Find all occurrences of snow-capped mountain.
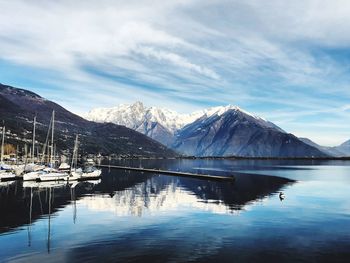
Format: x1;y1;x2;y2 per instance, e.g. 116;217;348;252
86;101;197;134
85;102;269;132
85;102;328;157
85;101;201;145
85;102;282;145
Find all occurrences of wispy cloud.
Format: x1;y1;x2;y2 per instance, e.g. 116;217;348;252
0;0;350;145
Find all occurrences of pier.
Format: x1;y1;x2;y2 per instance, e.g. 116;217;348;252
98;165;234;181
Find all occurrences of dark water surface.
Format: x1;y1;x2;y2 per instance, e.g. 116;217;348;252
1;159;350;262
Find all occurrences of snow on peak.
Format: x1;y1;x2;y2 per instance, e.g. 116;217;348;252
190;104;264;121
84;102;266;134
85;101;189;134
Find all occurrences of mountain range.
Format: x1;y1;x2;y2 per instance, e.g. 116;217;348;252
2;83;347;158
85;102;340;157
0;83;176;157
299;138;350;157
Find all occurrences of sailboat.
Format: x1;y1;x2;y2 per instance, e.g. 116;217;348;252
23;115;50;181
39;110;69;182
24;116;45;173
23;116;46;181
67;134;102;181
0;126;16;181
67;134;81;181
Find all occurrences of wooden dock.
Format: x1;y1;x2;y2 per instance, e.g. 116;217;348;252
98;165;234;181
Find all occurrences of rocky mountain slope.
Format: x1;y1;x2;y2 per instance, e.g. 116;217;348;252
0;83;176;157
335;139;350;156
86;102;328;157
173;108;327;157
299;138;347;157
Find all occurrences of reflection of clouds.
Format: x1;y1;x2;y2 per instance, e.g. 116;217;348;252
285;181;350;215
79;181;240;217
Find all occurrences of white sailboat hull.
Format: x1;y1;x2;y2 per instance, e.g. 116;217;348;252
81;169;102;178
66;171;82;181
24;163;45;172
66;169;102;181
0;171;16;181
0;172;16;181
23;171;42;181
23;181;67;188
39;172;68;181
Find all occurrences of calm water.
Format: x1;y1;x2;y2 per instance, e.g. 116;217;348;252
1;159;350;262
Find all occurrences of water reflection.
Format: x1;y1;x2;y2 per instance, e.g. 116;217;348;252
1;160;350;263
0;168;293;235
81;173;293;217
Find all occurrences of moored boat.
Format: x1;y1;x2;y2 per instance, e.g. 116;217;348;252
66;135;102;181
0;170;16;181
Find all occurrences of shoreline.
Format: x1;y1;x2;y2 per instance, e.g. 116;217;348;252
176;156;350;160
92;156;350;160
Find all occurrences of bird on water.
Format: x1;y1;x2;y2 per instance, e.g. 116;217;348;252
279;192;285;201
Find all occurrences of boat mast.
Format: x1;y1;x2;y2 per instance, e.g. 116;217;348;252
50;110;55;167
32;116;36;163
70;134;78;173
53;144;56;166
24;144;28;170
0;126;4;163
75;136;79;171
16;145;19;165
41;114;52;164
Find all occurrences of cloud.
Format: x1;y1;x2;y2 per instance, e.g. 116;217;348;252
0;0;349;145
341;105;350;111
136;47;220;79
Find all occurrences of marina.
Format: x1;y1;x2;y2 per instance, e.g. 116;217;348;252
0;112;102;183
1;111;233;183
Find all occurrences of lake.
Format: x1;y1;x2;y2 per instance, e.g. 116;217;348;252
1;159;350;262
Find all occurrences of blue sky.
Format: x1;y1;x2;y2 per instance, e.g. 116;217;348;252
0;0;349;146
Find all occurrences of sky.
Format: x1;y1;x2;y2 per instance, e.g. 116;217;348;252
0;0;350;146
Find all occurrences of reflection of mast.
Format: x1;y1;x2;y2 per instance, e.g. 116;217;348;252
27;187;33;247
70;185;77;224
47;187;52;254
38;189;44;214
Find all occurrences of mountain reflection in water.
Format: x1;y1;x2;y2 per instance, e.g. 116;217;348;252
0;168;293;233
2;160;350;263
